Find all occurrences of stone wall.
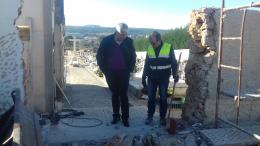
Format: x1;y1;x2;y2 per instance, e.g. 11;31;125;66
182;8;217;123
0;0;24;115
183;8;260;124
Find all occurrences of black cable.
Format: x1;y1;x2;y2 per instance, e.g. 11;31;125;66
52;108;103;128
60;116;103;128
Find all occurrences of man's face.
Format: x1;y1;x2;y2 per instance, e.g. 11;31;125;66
149;35;161;48
115;31;127;42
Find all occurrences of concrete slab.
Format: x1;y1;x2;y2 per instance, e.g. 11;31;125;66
42;106;171;145
200;125;260;146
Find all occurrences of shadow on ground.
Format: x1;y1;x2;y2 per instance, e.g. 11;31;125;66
63;84;111;108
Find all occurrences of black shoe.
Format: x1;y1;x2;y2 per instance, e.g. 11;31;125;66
123;120;129;127
160;118;166;126
111;117;120;124
145;117;153;125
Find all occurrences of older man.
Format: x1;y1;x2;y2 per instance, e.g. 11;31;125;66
142;31;179;126
96;23;136;127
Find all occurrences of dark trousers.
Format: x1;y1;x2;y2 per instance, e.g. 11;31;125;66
105;70;130;121
147;78;169;119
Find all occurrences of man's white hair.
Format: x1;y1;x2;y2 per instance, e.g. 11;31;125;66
115;23;128;34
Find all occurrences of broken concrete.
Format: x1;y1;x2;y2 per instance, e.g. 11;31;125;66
200;125;260;146
183;8;217;123
105;133;183;146
183;8;260;124
42;106;163;145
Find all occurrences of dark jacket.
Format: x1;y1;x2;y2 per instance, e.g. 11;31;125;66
96;33;136;74
142;42;177;81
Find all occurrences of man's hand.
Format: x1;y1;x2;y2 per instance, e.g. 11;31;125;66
141;86;148;94
174;74;179;83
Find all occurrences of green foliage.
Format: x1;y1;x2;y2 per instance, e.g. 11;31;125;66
162;27;190;49
64;35;73;49
133;36;150;52
133;27;190;51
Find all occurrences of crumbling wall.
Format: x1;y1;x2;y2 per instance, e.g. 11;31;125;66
183;8;260;124
182;8;217;123
0;0;24;115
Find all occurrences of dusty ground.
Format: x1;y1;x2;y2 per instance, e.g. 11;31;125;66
42;55;260;146
64;62;182;118
64;64;148;108
42;56;184;146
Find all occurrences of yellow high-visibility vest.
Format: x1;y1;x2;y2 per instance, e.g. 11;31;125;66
147;43;171;70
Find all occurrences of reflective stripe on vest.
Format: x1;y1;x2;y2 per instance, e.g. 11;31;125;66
149;64;171;70
147;43;171;70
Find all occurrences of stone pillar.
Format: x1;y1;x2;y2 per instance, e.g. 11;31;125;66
182;8;217;123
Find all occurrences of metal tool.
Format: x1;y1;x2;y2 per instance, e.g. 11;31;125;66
166;52;182;134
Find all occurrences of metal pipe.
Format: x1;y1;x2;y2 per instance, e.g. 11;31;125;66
54;77;71;105
215;0;225;128
236;9;247;125
224;2;260;11
167;52;182;119
220;64;240;70
222;37;241;40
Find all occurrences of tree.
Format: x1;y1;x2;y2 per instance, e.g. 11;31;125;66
133;26;190;51
134;36;150;52
64;35;73;50
162;27;190;49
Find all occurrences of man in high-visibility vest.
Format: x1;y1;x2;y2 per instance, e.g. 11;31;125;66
142;31;179;126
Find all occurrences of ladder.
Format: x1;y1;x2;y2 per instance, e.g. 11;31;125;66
215;0;260;128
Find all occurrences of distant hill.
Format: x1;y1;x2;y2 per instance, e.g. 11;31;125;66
65;25;167;38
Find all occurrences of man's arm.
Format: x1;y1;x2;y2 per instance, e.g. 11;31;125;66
169;47;179;82
142;54;149;87
128;39;137;72
96;39;106;74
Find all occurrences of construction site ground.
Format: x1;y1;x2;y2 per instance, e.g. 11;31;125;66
41;63;185;145
40;57;260;146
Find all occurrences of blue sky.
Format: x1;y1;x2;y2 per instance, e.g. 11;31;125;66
64;0;257;29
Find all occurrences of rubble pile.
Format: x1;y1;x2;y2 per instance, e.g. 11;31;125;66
182;8;217;123
103;133;183;146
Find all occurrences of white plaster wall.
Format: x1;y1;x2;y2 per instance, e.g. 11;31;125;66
0;0;24;115
16;0;55;113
